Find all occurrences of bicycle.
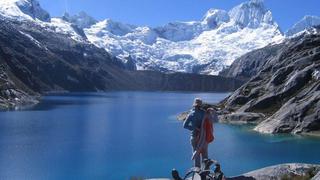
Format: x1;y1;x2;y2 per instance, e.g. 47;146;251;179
172;159;225;180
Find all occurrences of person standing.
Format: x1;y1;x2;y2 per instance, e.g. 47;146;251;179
183;98;206;168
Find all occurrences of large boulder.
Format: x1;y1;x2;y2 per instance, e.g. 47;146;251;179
243;163;320;180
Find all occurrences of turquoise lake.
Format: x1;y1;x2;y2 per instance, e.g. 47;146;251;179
0;92;319;180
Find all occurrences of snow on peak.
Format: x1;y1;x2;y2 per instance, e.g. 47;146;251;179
90;19;137;36
202;9;230;28
62;11;97;29
286;15;320;36
0;0;50;22
154;21;205;42
83;0;284;75
0;0;285;75
228;0;274;28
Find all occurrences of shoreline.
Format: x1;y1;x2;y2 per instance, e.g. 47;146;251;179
0;91;229;111
147;163;320;180
0;95;40;111
177;110;320;138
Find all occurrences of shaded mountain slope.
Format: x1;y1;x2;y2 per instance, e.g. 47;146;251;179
219;43;284;80
0;64;38;109
0;17;244;108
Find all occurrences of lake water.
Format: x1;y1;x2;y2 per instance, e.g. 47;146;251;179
0;92;319;180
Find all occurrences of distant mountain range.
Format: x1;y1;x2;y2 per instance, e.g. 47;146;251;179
0;0;320;110
0;1;244;109
0;0;319;135
0;0;319;75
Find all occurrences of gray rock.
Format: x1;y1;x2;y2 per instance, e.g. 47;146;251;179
220;29;320;134
312;171;320;180
243;163;320;180
149;163;320;180
220;112;265;124
0;65;38;109
254;89;320;134
219;43;283;80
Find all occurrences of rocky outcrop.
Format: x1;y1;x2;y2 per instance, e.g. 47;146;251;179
219;29;320;134
219;112;265;124
0;65;38;109
148;164;320;180
242;163;320;180
312;171;320;180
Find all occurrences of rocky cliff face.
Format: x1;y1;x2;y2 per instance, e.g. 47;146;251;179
219;29;320;134
0;64;38;109
219;43;284;80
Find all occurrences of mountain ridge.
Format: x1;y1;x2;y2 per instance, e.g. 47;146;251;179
82;0;284;75
1;0;319;75
0;0;286;75
0;16;245;109
286;15;320;36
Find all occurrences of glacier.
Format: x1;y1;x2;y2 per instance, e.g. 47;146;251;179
0;0;50;21
1;0;318;75
84;0;284;74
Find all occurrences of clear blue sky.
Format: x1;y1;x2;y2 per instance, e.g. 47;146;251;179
38;0;320;31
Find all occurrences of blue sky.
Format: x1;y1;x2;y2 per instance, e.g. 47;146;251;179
38;0;320;31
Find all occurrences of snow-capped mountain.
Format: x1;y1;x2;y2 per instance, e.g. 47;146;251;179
2;0;311;75
286;15;320;37
84;0;284;74
0;0;50;21
0;0;88;42
62;11;97;29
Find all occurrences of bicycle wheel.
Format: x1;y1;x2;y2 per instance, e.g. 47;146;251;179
206;173;215;180
183;170;201;180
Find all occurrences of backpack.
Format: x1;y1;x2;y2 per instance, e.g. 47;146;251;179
204;116;214;143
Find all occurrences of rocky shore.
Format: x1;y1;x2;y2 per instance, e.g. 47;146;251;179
147;163;320;180
218;29;320;134
0;65;38;109
242;163;320;180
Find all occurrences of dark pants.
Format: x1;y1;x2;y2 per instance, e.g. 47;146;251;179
191;136;208;168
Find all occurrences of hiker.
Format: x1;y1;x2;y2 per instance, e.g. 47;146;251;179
183;98;205;168
183;98;216;168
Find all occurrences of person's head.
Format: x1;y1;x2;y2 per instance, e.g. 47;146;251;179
193;98;202;108
206;108;215;114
